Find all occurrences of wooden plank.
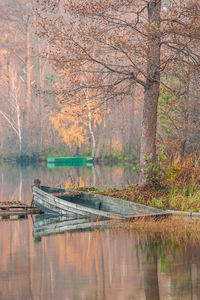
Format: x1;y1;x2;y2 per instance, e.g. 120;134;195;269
0;205;38;209
0;215;28;221
0;211;40;216
0;206;41;216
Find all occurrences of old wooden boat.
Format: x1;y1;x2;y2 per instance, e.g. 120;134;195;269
33;214;111;239
32;182;170;219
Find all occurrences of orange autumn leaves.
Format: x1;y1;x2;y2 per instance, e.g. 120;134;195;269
50;77;110;148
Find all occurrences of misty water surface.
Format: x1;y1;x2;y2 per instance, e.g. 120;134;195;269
0;163;200;300
0;162;137;205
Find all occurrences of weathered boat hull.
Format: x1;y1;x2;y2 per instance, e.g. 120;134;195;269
32;184;170;219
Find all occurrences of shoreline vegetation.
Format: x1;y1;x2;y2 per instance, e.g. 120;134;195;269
122;218;200;246
80;155;200;213
0;152;137;165
80;184;200;213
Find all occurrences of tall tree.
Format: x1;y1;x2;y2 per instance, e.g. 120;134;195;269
34;0;200;185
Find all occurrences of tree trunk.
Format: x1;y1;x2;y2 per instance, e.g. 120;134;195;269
74;145;80;156
181;79;190;161
143;254;160;300
85;97;96;157
129;84;136;155
6;56;12;119
95;131;104;158
38;41;44;153
21;111;27;156
16;104;22;155
26;16;31;116
21;15;31;156
139;0;161;186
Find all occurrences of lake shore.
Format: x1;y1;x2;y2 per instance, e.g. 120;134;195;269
81;157;200;212
80;184;200;212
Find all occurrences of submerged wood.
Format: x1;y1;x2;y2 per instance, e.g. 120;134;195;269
32;183;170;219
0;205;38;209
0;206;41;216
33;214;111;238
0;215;28;221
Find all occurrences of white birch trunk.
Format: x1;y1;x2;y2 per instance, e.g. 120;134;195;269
85;92;96;157
0;69;23;154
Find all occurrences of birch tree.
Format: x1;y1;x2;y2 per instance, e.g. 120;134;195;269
0;69;24;154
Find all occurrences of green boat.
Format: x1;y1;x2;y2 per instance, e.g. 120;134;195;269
47;156;94;164
47;162;93;168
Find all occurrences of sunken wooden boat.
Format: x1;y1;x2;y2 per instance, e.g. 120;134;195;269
32;181;170;219
33;214;111;239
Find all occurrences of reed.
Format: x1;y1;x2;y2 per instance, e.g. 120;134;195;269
123;217;200;246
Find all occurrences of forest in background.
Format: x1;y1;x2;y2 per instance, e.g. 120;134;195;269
0;0;200;166
0;0;142;160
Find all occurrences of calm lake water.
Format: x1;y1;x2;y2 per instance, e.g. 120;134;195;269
0;163;200;300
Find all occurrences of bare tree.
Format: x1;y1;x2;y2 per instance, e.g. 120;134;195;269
0;68;24;154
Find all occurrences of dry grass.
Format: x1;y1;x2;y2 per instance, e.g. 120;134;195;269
165;155;200;187
125;216;200;233
81;184;200;211
119;217;200;248
80;156;200;211
82;184;168;204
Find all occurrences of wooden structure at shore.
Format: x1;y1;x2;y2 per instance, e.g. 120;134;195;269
0;201;41;220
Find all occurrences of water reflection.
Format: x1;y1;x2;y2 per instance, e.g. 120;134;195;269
33;214;111;239
1;163;200;299
0;217;200;300
0;163;138;205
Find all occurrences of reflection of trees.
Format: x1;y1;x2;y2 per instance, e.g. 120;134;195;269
1;206;200;299
54;230;142;299
140;237;160;300
167;243;200;299
0;163;138;207
0;218;35;300
136;233;200;300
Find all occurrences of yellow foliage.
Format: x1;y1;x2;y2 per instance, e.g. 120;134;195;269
50;96;109;147
50;108;87;146
50;66;110;148
63;176;85;188
1;49;7;55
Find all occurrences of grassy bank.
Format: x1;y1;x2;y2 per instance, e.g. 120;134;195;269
81;157;200;212
81;184;200;212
